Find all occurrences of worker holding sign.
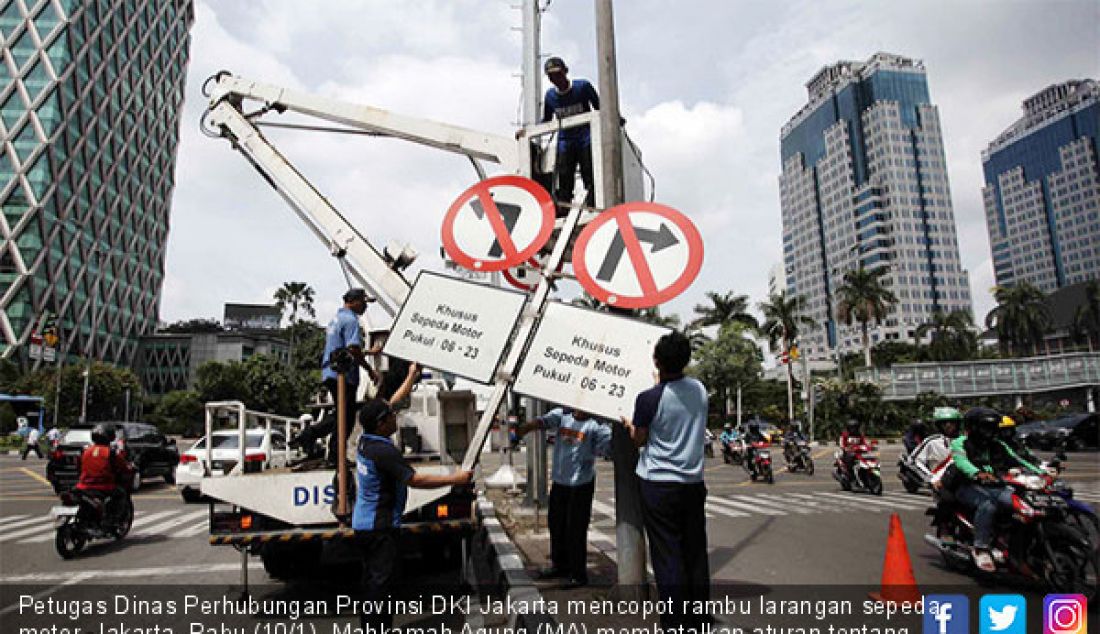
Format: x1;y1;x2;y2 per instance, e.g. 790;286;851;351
620;331;711;629
515;407;612;588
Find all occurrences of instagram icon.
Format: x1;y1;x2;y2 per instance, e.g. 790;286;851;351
1044;595;1087;634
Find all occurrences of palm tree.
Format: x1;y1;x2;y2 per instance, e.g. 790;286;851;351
1073;280;1100;352
637;307;681;329
914;309;978;362
836;266;898;367
759;291;816;420
691;291;759;330
274;282;317;364
273;282;317;326
985;282;1051;357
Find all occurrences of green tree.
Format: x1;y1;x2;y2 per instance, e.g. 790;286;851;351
691;291;759;330
285;320;326;375
15;363;141;424
759;291;816;419
836;266;898;368
195;356;314;417
151;390;204;435
274;282;317;326
870;341;922;367
693;323;762;418
914;309;978;362
985;282;1050;357
637;307;681;328
195;361;247;404
1072;280;1100;352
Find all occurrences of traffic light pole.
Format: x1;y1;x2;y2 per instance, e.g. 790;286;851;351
596;0;647;599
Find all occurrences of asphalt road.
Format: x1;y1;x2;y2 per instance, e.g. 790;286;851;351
489;440;1099;590
0;442;1095;629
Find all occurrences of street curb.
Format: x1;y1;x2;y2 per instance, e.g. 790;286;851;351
471;494;556;632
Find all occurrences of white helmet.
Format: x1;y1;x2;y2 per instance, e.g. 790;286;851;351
298;414;314;424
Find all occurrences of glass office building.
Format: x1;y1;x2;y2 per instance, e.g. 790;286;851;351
0;0;194;366
779;52;972;360
982;79;1100;293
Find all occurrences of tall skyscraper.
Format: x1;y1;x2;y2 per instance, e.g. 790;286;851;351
0;0;194;366
779;52;972;360
982;79;1100;293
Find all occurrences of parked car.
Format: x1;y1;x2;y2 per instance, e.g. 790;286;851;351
1042;413;1099;451
47;422;179;494
175;428;298;502
1015;420;1050;448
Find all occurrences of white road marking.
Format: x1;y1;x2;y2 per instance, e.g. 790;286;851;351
710;495;786;516
734;493;814;514
19;509;178;543
134;510;208;537
0;514;31;527
705;502;750;518
176;520;209;538
786;492;889;512
815;491;927;512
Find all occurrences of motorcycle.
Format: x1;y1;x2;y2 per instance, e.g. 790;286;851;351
784;439;815;475
897;434;947;494
924;469;1098;598
704;429;715;459
833;443;882;495
722;438;744;465
744;441;774;484
52;488;134;559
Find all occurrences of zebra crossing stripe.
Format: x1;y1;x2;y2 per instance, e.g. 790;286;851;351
0;519;61;542
1073;492;1100;502
590;498;616;518
176;520;209;538
814;491;927;512
785;492;888;512
705;502;749;518
134;510;208;537
19;510;178;543
0;515;42;532
733;494;814;514
710;496;786;516
0;514;30;527
769;494;844;513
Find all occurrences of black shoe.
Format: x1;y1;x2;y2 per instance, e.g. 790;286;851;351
562;577;588;589
536;567;566;580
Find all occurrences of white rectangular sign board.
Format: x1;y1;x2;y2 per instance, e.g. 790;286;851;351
383;271;527;384
514;302;672;420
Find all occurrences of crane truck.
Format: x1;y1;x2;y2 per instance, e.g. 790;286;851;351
196;71;623;584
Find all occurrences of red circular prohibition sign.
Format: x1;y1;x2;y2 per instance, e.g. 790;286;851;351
573;201;704;309
441;175;556;272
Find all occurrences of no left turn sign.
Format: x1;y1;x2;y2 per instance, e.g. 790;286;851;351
441;175;556;272
573;202;703;309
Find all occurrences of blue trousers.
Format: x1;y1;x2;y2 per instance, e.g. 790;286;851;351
954;483;1014;549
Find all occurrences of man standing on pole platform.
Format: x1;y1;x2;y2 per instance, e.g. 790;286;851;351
542;56;600;217
515;407;612;588
291;288;379;464
621;331;710;628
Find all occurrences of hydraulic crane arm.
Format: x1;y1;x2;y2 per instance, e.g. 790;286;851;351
202;72;527;317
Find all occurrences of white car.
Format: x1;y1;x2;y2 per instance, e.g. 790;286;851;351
176;428;298;502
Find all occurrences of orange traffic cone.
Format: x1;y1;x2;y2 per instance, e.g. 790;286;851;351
869;513;921;605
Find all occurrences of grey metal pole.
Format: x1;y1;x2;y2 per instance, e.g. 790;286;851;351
596;0;646;597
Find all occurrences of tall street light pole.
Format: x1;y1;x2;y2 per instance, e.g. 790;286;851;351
595;0;647;599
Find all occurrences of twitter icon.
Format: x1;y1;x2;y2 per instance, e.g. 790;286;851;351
981;595;1026;634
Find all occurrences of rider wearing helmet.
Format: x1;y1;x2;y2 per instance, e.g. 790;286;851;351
996;415;1039;468
914;407;963;473
75;424;133;523
902;419;928;454
838;419;868;476
742;422;766;471
949;407;1043;572
783;423;806;463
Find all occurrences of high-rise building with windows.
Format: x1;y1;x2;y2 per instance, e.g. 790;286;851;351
982;79;1100;293
779;52;972;360
0;0;193;366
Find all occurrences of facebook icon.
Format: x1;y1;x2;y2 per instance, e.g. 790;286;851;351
924;595;969;634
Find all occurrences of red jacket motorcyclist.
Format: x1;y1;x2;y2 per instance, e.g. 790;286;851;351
76;424;132;492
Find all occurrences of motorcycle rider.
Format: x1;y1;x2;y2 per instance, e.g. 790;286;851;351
911;407;962;473
838;419;869;478
948;407;1045;572
996;415;1041;469
783;424;806;464
719;424;737;460
74;423;132;527
741;422;766;475
902;418;928;454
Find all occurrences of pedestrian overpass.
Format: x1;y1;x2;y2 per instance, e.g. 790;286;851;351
855;352;1100;402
